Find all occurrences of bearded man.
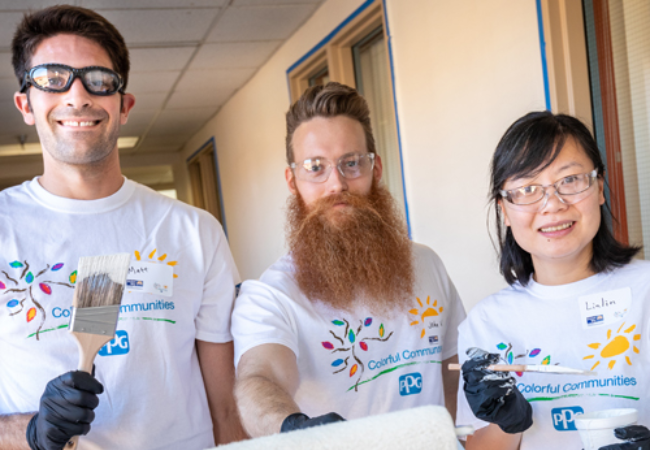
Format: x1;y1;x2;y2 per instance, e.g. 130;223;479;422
232;82;466;437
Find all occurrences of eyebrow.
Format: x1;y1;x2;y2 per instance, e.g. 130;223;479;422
301;152;362;162
556;161;584;172
507;161;587;188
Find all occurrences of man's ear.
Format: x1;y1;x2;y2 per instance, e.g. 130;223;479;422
14;92;35;126
373;153;383;184
498;199;511;227
285;166;298;195
120;93;136;124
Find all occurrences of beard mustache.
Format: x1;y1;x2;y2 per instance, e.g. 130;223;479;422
286;181;414;316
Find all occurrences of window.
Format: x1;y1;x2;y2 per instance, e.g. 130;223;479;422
352;25;404;211
187;139;227;231
583;0;650;257
308;65;330;87
540;0;649;257
287;0;407;216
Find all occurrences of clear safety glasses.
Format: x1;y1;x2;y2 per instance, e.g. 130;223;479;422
500;169;598;212
290;152;376;183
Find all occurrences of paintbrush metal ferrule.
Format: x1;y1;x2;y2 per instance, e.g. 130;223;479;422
69;305;121;336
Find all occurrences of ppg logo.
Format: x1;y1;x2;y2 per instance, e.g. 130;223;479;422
399;373;422;396
552;406;584;431
98;330;130;356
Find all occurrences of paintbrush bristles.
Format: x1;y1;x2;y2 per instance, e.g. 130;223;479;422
73;253;131;309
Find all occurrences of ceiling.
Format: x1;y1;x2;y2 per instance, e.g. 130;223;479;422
0;0;324;163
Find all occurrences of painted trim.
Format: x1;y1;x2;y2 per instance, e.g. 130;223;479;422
536;0;552;111
382;0;411;238
286;0;376;75
186;136;228;238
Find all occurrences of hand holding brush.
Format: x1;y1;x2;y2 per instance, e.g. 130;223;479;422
24;253;130;450
26;370;103;450
61;253;130;450
462;347;533;434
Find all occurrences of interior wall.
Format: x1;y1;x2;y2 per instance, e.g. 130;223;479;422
385;0;546;308
182;0;548;310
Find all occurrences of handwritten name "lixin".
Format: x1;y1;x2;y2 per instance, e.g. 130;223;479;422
585;297;616;311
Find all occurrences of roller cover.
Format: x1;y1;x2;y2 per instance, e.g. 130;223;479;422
212;405;459;450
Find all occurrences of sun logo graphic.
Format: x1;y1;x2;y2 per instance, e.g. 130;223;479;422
409;296;443;339
134;249;178;278
584;322;640;370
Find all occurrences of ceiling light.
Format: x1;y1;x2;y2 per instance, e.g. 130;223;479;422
118;136;139;148
0;136;139;156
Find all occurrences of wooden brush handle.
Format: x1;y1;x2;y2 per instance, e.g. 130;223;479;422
65;332;115;450
448;363;528;372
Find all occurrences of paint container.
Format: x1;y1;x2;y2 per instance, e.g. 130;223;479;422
574;408;637;450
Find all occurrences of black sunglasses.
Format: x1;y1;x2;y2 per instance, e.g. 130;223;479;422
20;64;124;96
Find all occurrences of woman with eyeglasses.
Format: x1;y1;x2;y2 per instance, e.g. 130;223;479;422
455;111;650;450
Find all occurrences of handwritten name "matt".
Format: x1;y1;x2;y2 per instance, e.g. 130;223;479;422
128;266;149;275
585;297;616;311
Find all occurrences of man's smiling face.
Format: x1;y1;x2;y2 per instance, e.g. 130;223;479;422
14;33;134;166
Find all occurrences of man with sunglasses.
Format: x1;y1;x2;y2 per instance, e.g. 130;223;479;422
0;6;244;450
231;82;466;437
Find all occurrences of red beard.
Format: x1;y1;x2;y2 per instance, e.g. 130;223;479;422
286;182;414;316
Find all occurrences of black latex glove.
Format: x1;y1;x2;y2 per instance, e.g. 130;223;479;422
462;347;533;434
599;425;650;450
280;412;345;432
26;371;104;450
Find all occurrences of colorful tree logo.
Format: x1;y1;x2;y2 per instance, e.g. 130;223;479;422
321;317;393;392
409;296;444;338
1;260;76;340
584;322;640;371
495;342;555;377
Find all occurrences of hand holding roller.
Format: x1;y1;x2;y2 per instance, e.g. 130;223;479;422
212;405;462;450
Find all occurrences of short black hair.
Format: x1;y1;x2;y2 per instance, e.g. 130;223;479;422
490;111;640;285
12;5;130;90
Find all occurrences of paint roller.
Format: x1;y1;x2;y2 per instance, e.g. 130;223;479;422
212;405;469;450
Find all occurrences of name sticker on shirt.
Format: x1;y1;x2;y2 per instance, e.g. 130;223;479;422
125;261;173;297
578;287;631;330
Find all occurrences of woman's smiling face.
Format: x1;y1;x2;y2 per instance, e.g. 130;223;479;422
499;138;605;270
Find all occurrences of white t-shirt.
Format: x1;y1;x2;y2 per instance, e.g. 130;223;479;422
232;242;466;420
456;260;650;450
0;178;240;450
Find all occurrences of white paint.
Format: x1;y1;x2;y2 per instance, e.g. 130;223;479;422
182;0;548;311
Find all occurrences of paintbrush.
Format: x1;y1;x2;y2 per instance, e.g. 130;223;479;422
65;253;131;450
448;363;597;376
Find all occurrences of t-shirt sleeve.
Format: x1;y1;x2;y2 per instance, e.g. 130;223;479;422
455;311;490;433
195;222;241;343
441;275;466;361
423;246;467;361
231;279;299;368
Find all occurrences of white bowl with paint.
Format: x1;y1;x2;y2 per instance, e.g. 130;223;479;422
574;408;638;450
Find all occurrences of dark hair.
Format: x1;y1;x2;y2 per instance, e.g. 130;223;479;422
285;82;376;164
490;111;640;285
12;5;130;90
